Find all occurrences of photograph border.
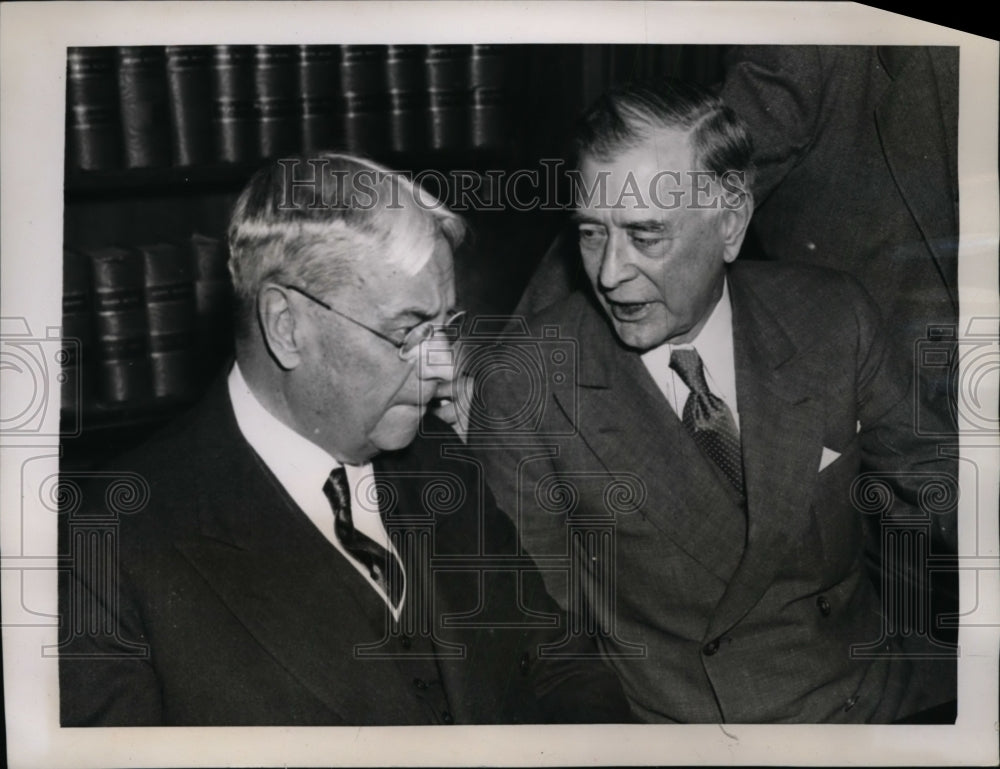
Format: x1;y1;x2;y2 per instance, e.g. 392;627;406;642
1;2;998;767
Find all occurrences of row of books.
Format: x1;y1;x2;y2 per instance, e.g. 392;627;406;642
62;235;233;412
66;44;513;171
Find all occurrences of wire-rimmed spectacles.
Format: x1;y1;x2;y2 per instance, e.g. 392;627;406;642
285;284;466;361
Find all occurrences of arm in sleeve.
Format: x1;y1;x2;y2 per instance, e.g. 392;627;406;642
469;377;636;723
846;273;958;554
481;482;635;723
720;45;827;205
59;516;164;726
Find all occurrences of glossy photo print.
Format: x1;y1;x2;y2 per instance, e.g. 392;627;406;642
1;2;998;768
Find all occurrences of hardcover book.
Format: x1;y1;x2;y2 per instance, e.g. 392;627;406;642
116;46;172;168
212;45;258;163
299;45;342;152
140;243;198;400
255;45;300;158
66;47;123;170
87;246;152;404
165;46;214;166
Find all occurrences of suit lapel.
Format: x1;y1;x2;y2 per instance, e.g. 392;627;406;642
704;268;826;640
875;46;959;311
555;297;747;582
174;379;419;723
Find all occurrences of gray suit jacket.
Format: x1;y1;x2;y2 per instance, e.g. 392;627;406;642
472;261;955;722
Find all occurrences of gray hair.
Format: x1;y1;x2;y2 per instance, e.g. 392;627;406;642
574;78;756;193
227;152;465;332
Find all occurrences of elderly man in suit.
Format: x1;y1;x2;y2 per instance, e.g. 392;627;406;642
470;80;956;723
59;152;631;726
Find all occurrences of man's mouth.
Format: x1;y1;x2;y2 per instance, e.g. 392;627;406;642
607;300;654;322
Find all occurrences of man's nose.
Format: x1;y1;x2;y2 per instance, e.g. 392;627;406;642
416;336;456;384
598;230;636;291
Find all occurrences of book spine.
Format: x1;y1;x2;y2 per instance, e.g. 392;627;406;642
66;47;123;170
425;45;471;151
212;45;258;163
165;46;214;166
298;45;342;152
62;248;96;412
254;45;300;159
116;46;172;168
386;45;428;154
140;243;198;400
87;247;152;404
468;44;508;149
339;45;389;154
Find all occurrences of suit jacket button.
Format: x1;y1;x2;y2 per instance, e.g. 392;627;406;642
519;652;531;675
703;639;720;656
413;678;428;690
400;635;412;649
441;710;454;724
817;596;832;616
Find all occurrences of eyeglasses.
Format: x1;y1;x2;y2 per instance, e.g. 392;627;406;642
284;284;466;361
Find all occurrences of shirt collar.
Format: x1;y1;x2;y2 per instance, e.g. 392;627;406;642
679;277;734;384
642;278;734;373
227;362;341;496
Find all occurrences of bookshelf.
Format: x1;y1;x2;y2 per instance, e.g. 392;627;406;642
61;43;726;469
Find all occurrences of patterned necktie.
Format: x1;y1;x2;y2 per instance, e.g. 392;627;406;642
323;467;404;609
669;348;744;493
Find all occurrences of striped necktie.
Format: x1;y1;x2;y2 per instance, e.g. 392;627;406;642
323;467;404;609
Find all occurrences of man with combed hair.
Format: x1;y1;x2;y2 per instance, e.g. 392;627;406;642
471;81;956;723
59;152;631;726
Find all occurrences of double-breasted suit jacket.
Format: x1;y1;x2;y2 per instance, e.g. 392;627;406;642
59;377;630;726
473;261;953;723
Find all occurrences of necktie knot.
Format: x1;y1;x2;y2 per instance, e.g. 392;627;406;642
324;467;351;517
669;348;711;395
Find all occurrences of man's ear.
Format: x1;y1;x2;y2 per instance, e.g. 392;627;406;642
720;194;754;265
257;284;303;370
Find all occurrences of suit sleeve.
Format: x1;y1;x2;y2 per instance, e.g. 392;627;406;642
843;272;959;715
59;504;164;726
487;484;635;723
466;371;573;595
845;274;958;553
464;406;635;723
720;45;827;206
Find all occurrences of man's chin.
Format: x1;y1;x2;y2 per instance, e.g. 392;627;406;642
609;317;667;352
371;407;424;452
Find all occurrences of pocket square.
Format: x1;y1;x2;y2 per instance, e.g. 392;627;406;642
819;447;842;472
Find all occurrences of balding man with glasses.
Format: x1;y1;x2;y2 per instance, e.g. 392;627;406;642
59;153;631;727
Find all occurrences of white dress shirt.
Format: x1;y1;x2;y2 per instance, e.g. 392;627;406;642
228;363;405;619
641;279;740;431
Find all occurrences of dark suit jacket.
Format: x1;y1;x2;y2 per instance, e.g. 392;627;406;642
721;46;959;378
472;261;955;723
722;45;957;311
59;376;631;726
